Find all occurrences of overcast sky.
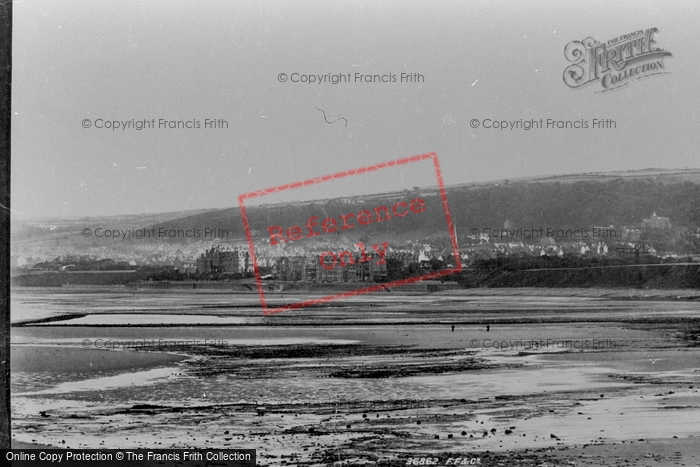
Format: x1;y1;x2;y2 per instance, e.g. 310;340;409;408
11;0;700;218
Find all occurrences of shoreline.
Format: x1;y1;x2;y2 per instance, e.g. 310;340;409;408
9;290;700;465
11;285;700;299
12;324;700;465
11;287;700;327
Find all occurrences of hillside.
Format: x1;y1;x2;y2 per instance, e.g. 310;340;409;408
457;167;700;188
147;174;700;244
11;168;700;250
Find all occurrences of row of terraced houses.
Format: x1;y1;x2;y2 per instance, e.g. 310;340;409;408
195;245;393;282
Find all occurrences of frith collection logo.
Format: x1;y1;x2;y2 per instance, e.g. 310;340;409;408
563;28;672;92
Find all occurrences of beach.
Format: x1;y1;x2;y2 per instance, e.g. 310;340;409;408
10;288;700;466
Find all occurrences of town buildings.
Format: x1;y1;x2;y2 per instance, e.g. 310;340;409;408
276;252;388;283
641;212;671;230
195;245;250;275
15;211;690;278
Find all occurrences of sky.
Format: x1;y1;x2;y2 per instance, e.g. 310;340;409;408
10;0;700;218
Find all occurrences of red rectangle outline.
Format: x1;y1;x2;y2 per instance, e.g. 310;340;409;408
238;152;462;315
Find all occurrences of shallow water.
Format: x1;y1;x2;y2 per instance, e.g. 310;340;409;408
41;313;256;325
10;289;700;460
540;349;700;373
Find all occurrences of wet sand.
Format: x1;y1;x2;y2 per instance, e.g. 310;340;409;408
10;288;700;465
